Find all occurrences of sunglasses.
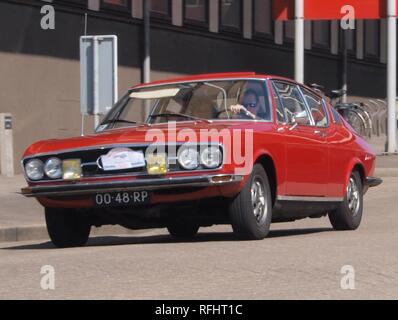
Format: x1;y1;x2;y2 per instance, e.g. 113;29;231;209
243;102;257;109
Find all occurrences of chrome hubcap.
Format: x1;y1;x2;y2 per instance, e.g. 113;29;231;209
347;177;360;216
251;177;267;224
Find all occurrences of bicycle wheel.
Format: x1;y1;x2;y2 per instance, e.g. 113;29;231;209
345;109;367;137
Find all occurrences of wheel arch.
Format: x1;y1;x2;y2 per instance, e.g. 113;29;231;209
255;154;277;206
345;158;366;193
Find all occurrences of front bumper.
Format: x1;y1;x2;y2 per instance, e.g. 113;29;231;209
366;176;383;188
21;174;244;198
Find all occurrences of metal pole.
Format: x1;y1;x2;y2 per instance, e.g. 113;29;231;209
93;36;100;129
143;0;151;84
295;0;304;83
387;0;397;153
341;29;348;103
81;13;88;136
142;0;151;121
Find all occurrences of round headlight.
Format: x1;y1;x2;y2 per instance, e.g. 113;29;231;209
25;159;44;181
178;146;199;170
44;158;63;179
200;146;222;169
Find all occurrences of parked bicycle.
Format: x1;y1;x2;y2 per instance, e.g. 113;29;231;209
309;84;373;139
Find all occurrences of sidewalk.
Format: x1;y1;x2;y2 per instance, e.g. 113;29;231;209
375;154;398;176
0;155;397;243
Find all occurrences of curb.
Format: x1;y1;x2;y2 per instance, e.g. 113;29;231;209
0;224;141;243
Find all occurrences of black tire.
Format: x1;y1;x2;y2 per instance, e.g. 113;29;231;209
45;208;91;248
229;164;272;240
167;221;200;239
329;171;363;230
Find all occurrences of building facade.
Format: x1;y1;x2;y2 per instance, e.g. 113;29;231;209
0;0;390;172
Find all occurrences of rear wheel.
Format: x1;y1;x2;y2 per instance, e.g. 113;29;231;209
229;164;272;240
329;171;363;230
45;208;91;248
167;221;199;239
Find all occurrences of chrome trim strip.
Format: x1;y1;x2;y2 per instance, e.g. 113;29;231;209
100;119;274;134
22;142;222;161
21;174;244;198
277;195;344;202
132;77;267;90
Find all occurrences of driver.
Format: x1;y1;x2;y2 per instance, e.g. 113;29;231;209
230;89;266;120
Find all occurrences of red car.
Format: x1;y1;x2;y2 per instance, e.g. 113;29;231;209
21;72;382;248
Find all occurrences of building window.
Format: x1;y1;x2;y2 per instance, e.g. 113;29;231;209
284;20;295;42
101;0;130;13
220;0;242;32
253;0;273;37
312;21;330;49
184;0;208;25
364;20;380;58
151;0;171;18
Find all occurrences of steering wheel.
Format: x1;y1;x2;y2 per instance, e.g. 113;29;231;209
214;107;233;118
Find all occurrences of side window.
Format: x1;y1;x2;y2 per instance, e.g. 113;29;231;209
273;81;311;126
301;88;329;127
272;83;286;123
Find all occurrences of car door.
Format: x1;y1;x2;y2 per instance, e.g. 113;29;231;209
272;81;329;197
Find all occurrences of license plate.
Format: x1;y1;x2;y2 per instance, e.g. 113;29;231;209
94;191;150;207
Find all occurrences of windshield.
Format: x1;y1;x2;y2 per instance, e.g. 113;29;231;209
98;80;271;131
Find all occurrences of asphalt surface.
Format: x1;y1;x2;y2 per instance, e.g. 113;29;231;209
0;176;397;300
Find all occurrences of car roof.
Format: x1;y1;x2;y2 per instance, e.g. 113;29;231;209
131;72;295;89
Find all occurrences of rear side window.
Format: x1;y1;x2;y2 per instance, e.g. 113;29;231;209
273;81;311;126
331;107;342;124
301;88;329;127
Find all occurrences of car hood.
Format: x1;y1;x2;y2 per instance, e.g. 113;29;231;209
23;121;252;157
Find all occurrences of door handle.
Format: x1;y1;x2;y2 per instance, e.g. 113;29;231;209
314;130;327;138
289;122;299;131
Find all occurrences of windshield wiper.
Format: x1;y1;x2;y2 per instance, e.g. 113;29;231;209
149;112;211;123
101;119;149;126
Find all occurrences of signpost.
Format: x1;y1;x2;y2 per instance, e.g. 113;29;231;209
0;113;14;177
80;35;118;130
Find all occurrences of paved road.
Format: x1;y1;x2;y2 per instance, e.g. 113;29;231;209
0;178;397;300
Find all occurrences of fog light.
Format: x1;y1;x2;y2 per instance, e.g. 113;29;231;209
62;159;82;180
211;175;232;183
146;154;167;175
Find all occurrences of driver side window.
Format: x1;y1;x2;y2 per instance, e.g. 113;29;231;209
273;81;311;126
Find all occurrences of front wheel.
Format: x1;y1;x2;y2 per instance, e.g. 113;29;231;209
45;208;91;248
229;164;272;240
328;171;363;230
